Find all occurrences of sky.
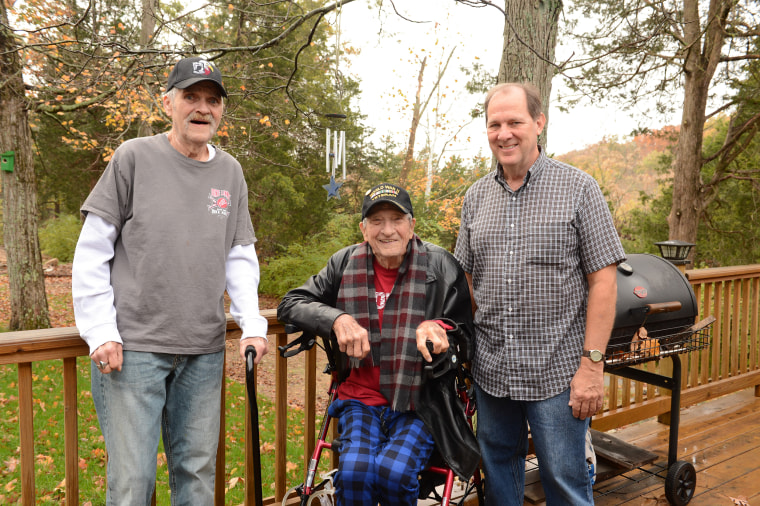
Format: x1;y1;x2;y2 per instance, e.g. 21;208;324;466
335;1;680;160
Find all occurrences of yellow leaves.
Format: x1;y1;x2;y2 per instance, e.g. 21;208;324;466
228;3;234;10
4;479;17;493
272;132;279;139
286;461;298;474
90;447;106;463
284;119;290;126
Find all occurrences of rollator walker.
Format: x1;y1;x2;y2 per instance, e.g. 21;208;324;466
276;320;484;506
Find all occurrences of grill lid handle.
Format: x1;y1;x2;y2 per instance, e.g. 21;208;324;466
631;301;683;316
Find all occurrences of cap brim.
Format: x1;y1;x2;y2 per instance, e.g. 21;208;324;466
171;77;228;97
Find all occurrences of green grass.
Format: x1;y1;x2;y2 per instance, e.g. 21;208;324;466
0;356;330;505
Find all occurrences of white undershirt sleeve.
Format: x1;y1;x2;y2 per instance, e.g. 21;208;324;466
72;213;123;355
226;243;269;340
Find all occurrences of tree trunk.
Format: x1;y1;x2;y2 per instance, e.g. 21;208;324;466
137;0;159;138
668;0;732;259
0;4;51;330
669;79;705;248
498;0;562;147
400;57;426;187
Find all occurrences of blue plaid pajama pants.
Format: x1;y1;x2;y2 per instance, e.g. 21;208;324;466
327;399;436;506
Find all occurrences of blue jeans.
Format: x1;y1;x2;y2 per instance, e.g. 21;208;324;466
91;350;225;506
475;385;593;506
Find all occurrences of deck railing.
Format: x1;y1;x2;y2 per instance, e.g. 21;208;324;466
593;264;760;431
2;265;760;504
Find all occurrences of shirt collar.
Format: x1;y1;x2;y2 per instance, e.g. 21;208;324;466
493;145;547;191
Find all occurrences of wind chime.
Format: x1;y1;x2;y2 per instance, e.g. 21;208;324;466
322;0;347;200
323;124;346;199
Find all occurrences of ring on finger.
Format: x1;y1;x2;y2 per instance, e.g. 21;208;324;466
97;361;108;370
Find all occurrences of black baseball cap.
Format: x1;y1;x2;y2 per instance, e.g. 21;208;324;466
166;56;227;97
361;183;414;219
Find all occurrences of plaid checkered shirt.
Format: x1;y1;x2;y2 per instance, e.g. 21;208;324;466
454;148;626;401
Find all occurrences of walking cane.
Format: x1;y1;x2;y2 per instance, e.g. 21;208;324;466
245;345;264;506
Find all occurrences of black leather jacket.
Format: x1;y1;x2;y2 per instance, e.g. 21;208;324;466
277;241;481;480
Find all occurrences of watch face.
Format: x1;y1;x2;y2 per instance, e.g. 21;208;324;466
590;350;604;362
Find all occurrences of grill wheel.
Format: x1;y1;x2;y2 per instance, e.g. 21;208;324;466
665;460;697;505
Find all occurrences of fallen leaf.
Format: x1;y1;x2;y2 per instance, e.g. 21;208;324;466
4;457;19;472
36;454;54;467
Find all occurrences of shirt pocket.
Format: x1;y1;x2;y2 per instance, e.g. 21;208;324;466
526;221;577;266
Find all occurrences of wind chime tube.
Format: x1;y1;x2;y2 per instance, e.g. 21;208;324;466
335;131;343;178
333;131;339;177
325;128;331;173
341;131;346;180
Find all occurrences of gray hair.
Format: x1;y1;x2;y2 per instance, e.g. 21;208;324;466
163;88;178;101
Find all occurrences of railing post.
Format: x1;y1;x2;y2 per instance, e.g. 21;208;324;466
18;362;35;506
63;357;79;504
275;330;288;502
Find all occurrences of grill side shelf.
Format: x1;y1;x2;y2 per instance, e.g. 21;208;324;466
605;316;715;368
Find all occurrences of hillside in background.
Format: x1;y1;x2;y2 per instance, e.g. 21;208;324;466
556;126;679;227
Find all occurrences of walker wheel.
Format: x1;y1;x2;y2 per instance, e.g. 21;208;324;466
665;460;696;505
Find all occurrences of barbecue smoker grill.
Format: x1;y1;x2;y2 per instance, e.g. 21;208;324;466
594;253;714;506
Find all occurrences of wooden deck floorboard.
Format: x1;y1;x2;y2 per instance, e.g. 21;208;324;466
522;387;760;505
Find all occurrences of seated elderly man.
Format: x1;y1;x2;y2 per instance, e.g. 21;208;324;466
277;183;479;505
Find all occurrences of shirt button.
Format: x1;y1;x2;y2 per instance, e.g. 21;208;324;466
508;307;513;312
509;251;514;255
507;279;513;284
508;334;514;339
510;223;515;228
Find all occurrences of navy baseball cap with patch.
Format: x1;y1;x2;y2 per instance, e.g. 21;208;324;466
166;56;228;97
361;183;414;219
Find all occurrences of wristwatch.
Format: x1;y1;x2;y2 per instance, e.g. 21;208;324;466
582;349;605;363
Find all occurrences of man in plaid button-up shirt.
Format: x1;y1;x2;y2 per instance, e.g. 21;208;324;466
455;83;625;505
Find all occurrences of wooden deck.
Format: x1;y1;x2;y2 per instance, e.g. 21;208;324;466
521;387;760;505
